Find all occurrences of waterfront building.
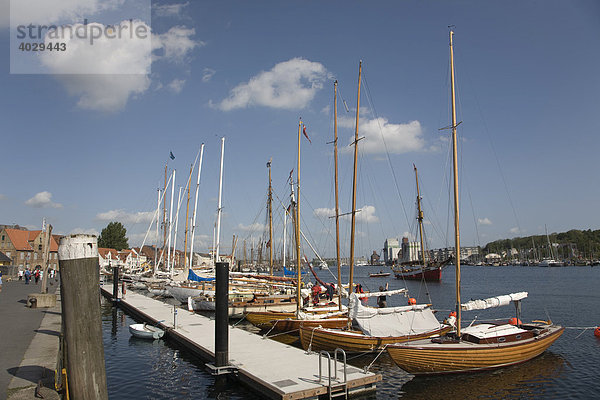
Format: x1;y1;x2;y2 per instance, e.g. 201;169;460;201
383;238;401;264
0;228;59;271
370;251;381;265
401;237;421;262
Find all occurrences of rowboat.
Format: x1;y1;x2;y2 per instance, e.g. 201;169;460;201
129;323;165;340
369;272;391;278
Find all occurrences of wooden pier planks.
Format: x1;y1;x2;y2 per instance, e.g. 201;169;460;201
101;285;380;399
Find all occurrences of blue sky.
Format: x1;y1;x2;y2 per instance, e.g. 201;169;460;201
1;1;599;259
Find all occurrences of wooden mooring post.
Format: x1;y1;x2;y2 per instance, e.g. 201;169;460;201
112;265;120;302
58;234;108;399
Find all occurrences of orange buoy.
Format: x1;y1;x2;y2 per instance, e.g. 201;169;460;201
408;298;417;305
509;318;522;326
449;311;457;317
594;327;600;337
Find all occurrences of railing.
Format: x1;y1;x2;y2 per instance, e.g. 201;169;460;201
318;348;348;399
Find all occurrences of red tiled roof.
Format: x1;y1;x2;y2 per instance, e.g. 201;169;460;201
5;229;33;251
4;228;59;252
98;248;119;259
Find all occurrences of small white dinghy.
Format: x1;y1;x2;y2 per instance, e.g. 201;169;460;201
129;323;165;340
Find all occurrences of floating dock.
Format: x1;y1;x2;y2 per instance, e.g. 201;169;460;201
100;285;381;399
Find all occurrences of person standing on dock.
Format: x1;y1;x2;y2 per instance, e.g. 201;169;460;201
24;268;31;284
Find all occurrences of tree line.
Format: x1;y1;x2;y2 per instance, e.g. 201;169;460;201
483;229;600;258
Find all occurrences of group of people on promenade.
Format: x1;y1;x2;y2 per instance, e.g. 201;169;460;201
15;268;57;285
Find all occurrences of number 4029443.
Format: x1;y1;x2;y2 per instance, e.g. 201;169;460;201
18;42;66;51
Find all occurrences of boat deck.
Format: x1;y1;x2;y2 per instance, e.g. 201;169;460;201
100;285;380;399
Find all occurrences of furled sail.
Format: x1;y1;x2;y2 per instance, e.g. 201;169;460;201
461;292;528;311
348;293;440;337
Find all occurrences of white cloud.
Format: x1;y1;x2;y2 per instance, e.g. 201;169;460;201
58;75;151;112
167;78;185;93
313;205;377;223
509;227;520;234
314;208;334;218
70;227;100;236
39;20;152;74
401;231;416;241
25;191;62;208
321;105;330;115
478;217;492;225
356;205;378;223
96;209;155;224
215;58;327;111
340;115;425;154
154;2;189;18
153;26;201;62
202;67;216;82
236;222;266;232
35;22;198;111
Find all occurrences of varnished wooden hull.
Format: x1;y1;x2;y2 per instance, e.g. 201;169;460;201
246;311;348;333
386;325;564;374
299;325;452;353
245;311;296;329
268;317;348;333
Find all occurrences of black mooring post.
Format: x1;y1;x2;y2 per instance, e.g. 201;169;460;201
215;261;229;367
112;266;119;302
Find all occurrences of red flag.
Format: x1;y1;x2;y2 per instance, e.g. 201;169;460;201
303;125;311;144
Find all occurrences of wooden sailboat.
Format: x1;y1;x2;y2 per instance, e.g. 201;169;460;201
299;62;450;352
393;165;451;282
386;30;563;374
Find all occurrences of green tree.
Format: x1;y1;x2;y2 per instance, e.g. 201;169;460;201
98;222;129;250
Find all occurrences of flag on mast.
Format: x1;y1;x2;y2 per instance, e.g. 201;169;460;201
302;125;311;144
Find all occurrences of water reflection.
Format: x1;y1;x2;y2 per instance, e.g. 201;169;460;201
397;352;565;400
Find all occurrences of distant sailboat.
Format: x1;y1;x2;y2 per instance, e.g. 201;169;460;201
393;165;451;282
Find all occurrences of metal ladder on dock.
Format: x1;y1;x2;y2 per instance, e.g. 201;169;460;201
318;348;348;400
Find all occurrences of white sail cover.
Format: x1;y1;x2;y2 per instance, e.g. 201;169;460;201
348;293;442;337
461;291;528;311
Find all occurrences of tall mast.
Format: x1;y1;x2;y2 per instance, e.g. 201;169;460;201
283;203;287;269
348;60;362;326
215;137;225;264
243;239;247;268
449;30;462;336
167;169;176;276
172;186;183;278
163;163;168;256
267;159;274;275
333;80;343;311
189;144;204;268
414;164;427;268
155;188;160;274
184;164;192;268
295;119;303;311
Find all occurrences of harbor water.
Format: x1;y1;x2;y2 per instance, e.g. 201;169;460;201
102;265;600;399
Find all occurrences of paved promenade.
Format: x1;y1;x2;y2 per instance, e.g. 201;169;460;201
0;278;61;400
